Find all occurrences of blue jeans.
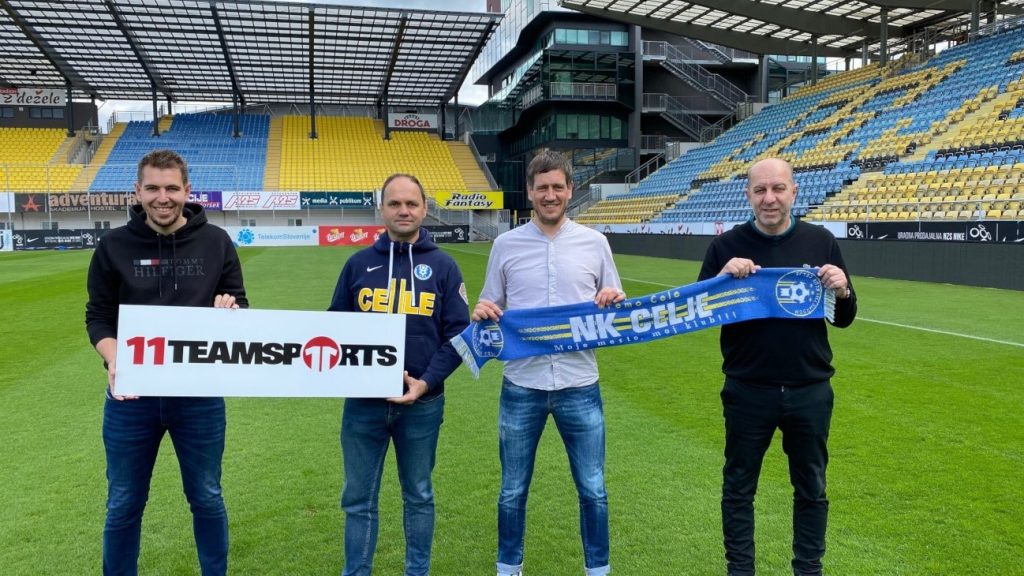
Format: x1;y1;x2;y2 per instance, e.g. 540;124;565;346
497;379;610;576
341;394;445;576
102;395;228;576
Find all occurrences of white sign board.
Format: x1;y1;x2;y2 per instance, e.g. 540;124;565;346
115;305;405;397
222;226;320;247
387;113;438;130
222;191;301;211
0;87;66;107
0;230;11;252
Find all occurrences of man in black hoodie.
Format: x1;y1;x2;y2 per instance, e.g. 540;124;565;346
329;173;469;576
699;158;856;576
85;149;248;576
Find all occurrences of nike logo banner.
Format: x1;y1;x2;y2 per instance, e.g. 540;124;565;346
451;268;836;378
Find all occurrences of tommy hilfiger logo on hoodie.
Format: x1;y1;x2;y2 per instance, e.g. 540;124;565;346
133;258;207;278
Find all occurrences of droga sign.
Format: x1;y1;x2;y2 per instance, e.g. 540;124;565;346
387;113;438;130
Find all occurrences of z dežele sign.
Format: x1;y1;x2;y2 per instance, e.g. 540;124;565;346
115;305;405;397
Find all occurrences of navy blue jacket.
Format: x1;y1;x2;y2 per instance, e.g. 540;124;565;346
328;229;469;397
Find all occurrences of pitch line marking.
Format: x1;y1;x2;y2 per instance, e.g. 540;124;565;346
620;276;1024;348
441;254;1023;348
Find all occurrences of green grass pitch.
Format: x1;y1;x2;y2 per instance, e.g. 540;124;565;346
1;244;1021;575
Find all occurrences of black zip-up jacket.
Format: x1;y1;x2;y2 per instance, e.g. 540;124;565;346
85;202;249;346
699;219;857;386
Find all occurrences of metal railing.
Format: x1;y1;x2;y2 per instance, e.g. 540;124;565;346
551;82;617;100
640;134;667;151
464;134;500;190
645;93;716;141
974;13;1024;39
625;153;665;189
521;82;618;109
659;42;751;108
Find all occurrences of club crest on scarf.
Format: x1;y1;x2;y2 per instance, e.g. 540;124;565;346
775;268;823;317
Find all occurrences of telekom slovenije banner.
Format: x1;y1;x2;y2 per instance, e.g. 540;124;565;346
115;305;405;397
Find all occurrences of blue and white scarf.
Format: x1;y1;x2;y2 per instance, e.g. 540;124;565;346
452;267;835;377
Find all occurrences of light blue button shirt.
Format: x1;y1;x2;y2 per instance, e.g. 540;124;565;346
479;219;622;390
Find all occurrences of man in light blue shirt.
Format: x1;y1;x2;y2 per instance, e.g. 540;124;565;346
474;149;624;576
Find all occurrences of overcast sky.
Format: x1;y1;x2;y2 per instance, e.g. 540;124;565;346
99;0;495;128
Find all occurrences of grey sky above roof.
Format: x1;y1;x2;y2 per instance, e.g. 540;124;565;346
0;0;500;107
558;0;1024;58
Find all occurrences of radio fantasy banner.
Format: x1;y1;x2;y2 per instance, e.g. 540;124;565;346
318;225;386;246
434;191;504;210
452;268;835;377
115;305;405;397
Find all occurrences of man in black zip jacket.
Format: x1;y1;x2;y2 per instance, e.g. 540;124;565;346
85;149;248;576
699;158;856;576
328;173;469;576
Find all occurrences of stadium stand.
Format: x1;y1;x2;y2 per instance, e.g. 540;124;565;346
0;127;82;192
578;23;1024;225
276;116;483;194
89;113;268;192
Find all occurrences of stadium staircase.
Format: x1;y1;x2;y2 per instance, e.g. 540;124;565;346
263;116;284;191
70;122;127;192
446;141;491;191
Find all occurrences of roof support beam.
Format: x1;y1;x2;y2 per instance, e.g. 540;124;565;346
103;0;169;99
567;4;857;57
0;0;99;99
211;2;245;115
380;13;408;141
308;8;317;139
442;17;499;104
379;13;409;110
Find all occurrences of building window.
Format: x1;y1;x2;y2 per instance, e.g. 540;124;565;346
0;107;13;118
287;218;303;226
29;107;64;119
45;221;59;230
94;220;111;229
240;218;255;226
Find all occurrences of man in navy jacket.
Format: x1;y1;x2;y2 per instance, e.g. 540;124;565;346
329;173;469;576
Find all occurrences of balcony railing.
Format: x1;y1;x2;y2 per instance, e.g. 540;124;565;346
521;82;619;109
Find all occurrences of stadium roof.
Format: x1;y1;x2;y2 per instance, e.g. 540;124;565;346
558;0;1024;58
0;0;501;107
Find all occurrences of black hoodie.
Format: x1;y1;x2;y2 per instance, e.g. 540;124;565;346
85;202;249;346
